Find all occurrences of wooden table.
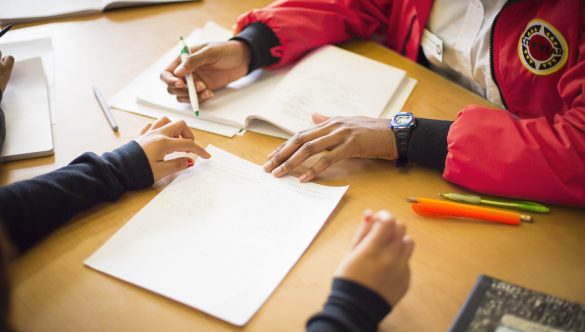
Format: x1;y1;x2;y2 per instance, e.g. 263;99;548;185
2;1;584;331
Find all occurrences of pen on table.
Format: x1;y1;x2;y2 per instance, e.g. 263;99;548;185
179;36;200;117
439;193;550;213
407;197;532;226
93;86;119;132
0;24;14;39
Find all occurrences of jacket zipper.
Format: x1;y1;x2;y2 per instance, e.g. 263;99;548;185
489;0;518;109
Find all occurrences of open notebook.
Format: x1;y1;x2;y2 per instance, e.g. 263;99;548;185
1;57;53;161
111;21;416;138
0;0;199;24
85;146;348;326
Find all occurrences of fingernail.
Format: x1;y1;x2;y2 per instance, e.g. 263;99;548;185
203;90;214;99
272;167;282;176
299;174;308;182
174;66;185;76
175;80;185;88
186;159;194;168
262;161;272;171
364;215;373;223
195;81;206;91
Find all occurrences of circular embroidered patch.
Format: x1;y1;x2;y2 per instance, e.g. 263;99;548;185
518;19;568;75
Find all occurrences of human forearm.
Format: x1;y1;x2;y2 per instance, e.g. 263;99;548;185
307;278;392;332
0;141;153;252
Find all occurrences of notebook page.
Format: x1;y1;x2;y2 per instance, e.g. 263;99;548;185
85;146;348;326
1;57;53;161
256;45;407;134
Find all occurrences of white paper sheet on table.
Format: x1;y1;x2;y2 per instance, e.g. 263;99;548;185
85;145;348;326
1;57;53;161
0;37;56;123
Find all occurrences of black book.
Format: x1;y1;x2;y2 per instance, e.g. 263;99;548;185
450;275;585;332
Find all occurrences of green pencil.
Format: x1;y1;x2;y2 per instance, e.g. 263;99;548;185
439;193;550;213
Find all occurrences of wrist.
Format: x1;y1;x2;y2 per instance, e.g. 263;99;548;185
232;40;252;68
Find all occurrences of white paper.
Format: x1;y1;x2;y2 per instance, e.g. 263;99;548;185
256;45;407;134
0;37;56;123
85;146;348;326
1;57;53;161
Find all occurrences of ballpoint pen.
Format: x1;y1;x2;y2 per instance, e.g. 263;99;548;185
179;36;200;117
93;86;119;132
0;24;14;39
408;197;532;226
439;193;549;213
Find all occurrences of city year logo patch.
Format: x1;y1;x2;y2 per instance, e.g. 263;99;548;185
518;19;568;75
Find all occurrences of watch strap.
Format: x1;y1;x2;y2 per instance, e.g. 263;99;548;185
395;128;410;167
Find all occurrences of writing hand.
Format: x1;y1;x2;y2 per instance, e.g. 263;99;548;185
160;41;251;104
136;117;211;181
263;114;397;182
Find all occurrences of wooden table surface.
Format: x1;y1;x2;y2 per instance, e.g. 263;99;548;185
2;1;584;331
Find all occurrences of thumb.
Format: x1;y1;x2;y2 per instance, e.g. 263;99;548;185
312;113;329;124
174;47;215;77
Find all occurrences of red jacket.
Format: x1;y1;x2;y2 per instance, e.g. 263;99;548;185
236;0;585;206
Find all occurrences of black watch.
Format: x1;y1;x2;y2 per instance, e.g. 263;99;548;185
390;112;416;167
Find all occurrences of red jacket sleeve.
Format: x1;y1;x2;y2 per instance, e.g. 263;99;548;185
444;35;585;207
234;0;392;68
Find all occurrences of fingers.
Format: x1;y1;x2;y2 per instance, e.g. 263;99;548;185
312;113;330;124
162;137;211;159
157;157;195;179
141;123;152;135
263;125;334;173
150;116;172;130
270;133;340;178
299;144;350;182
158;119;194;139
400;235;415;263
160;69;185;89
350;209;375;248
174;46;215;77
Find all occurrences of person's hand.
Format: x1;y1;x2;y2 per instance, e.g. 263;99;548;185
0;50;15;94
136;117;211;182
160;40;251;104
335;210;414;307
263;114;397;182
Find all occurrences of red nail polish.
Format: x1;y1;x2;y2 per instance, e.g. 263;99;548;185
186;159;194;168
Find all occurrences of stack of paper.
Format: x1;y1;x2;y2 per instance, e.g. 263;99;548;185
85;146;348;326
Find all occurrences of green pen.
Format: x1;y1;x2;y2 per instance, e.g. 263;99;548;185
179;36;199;117
439;193;550;213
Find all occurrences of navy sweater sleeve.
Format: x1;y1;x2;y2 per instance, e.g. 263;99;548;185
0;141;153;252
307;278;392;332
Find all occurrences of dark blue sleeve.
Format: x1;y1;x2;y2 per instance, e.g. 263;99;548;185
307;278;392;332
0;140;153;252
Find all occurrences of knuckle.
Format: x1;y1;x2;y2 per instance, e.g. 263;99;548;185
292;133;304;145
301;142;313;155
282;160;292;171
273;152;282;164
320;155;332;168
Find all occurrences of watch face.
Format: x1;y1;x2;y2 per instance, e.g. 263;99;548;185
395;115;411;125
391;112;415;128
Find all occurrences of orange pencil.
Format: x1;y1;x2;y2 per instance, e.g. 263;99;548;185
408;197;532;226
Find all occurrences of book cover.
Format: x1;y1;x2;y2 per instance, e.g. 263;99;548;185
450;275;585;332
